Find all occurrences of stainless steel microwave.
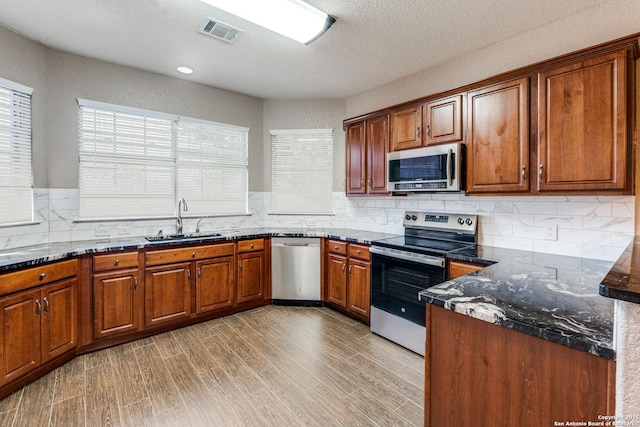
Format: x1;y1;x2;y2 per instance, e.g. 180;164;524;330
387;142;464;192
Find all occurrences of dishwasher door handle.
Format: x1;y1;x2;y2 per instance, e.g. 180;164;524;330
281;243;311;247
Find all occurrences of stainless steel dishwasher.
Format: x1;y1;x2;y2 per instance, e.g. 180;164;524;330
271;237;321;306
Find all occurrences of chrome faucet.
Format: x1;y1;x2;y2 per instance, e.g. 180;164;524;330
176;198;188;234
195;216;208;234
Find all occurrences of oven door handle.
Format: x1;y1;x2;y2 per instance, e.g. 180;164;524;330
370;246;445;268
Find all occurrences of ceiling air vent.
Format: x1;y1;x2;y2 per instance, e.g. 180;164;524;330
199;18;243;44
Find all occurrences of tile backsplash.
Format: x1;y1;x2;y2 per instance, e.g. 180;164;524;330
0;188;633;261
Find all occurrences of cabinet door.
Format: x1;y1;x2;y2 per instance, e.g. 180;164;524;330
447;260;485;280
93;269;141;338
347;259;370;319
41;278;77;362
144;263;192;327
0;288;41;385
538;50;630;192
346;121;366;195
424;94;463;145
390;106;422;151
237;252;265;304
367;115;389;194
196;256;235;313
467;77;529;194
326;254;347;308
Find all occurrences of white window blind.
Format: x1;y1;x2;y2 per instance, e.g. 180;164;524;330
176;118;248;216
0;78;33;224
78;101;176;219
78;99;249;219
270;129;333;215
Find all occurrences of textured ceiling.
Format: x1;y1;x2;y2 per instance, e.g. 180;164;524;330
0;0;611;99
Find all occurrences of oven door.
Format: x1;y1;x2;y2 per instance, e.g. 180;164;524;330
370;246;445;327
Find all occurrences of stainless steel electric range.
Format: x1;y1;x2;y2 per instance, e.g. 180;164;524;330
369;211;478;355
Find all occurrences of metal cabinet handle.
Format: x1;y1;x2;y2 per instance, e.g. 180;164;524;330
368;177;372;188
250;243;254;249
416;126;421;140
35;299;41;317
114;259;120;266
522;165;527;182
342;263;346;275
356;250;361;254
133;276;138;290
360;177;365;188
348;265;353;275
426;124;431;137
239;261;243;272
43;297;49;315
192;251;196;258
39;273;46;280
539;164;544;182
188;269;191;280
198;267;201;279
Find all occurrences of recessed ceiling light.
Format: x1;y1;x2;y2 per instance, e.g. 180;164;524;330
177;66;194;74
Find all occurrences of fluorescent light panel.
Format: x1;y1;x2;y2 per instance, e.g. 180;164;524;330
200;0;335;44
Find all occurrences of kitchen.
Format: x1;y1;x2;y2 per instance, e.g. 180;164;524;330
0;0;640;425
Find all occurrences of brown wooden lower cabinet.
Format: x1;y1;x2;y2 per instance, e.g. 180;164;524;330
324;240;371;322
0;276;77;386
195;256;235;313
425;304;615;426
144;262;192;327
326;253;348;307
236;238;268;304
92;268;142;338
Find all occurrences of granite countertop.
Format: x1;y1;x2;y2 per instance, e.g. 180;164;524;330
599;236;640;304
0;228;398;271
420;246;616;359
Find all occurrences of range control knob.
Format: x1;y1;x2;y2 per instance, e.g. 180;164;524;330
457;217;464;225
411;215;417;221
405;214;411;220
466;218;473;226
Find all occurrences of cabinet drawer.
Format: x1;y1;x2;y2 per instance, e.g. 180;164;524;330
0;259;77;295
328;240;347;255
93;252;139;272
348;244;370;261
145;243;234;266
237;239;264;253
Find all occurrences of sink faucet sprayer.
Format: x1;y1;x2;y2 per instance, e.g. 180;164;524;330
176;198;188;234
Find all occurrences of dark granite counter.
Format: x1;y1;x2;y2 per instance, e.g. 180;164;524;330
0;228;398;271
599;236;640;304
420;246;616;359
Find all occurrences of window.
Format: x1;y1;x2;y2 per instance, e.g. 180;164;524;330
0;78;33;225
270;129;333;215
78;99;248;219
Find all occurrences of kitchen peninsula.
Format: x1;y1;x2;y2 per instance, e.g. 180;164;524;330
419;247;618;425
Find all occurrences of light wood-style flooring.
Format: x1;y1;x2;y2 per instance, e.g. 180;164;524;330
0;305;424;426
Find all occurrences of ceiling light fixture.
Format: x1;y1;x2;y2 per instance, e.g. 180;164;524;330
177;66;194;74
199;0;336;44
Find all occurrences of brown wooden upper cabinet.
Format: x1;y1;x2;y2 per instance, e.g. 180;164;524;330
466;77;530;194
537;48;633;193
390;106;422;151
345;116;389;195
423;94;464;145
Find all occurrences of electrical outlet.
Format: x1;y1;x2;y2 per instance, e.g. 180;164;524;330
95;228;111;237
544;225;557;241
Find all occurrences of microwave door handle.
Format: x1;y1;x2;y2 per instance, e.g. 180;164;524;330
447;148;454;186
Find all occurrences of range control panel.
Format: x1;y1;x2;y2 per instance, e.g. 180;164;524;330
403;211;478;234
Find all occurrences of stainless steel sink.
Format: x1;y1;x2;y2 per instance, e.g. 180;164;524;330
145;232;221;242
